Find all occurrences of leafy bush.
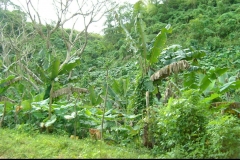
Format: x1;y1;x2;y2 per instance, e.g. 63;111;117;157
205;115;240;158
153;90;209;157
150;89;240;158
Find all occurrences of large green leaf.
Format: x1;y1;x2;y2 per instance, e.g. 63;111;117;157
133;1;148;60
183;72;199;89
135;16;147;59
122;78;130;97
45;114;57;127
0;101;14;113
32;111;46;119
208;67;228;80
58;57;80;75
50;58;60;80
203;80;216;95
148;24;172;64
220;80;240;93
218;73;228;84
0;75;15;94
107;85;117;99
21;100;32;111
185;49;206;60
33;93;44;102
31;99;49;111
112;79;122;95
220;81;235;93
64;112;76;120
88;85;102;106
85;109;92;116
143;78;155;92
122;113;141;119
133;0;145;16
199;75;212;92
202;93;220;103
36;65;49;83
0;75;15;84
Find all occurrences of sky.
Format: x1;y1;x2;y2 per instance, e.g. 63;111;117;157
10;0;139;34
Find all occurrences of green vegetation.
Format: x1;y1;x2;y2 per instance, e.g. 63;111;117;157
0;0;240;158
0;128;153;158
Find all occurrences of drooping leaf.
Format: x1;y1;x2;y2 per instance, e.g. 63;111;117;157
103;114;118;121
202;93;220;103
220;81;235;93
43;84;52;100
215;68;228;77
228;76;237;82
58;57;80;75
220;80;240;93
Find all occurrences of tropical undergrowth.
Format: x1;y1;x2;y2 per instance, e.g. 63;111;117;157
148;89;240;159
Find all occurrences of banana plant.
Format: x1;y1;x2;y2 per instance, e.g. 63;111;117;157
107;77;131;111
183;66;240;99
88;85;103;107
0;75;24;127
36;55;81;119
159;44;206;66
115;0;172;148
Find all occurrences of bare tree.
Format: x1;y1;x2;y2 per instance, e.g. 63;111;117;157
0;0;116;119
0;9;42;90
21;0;116;72
12;0;117;120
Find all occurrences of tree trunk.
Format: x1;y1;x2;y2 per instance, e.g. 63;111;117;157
143;91;154;148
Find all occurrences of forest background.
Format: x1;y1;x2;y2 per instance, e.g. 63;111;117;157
0;0;240;158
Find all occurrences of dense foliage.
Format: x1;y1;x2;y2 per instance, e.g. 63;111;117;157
0;0;240;158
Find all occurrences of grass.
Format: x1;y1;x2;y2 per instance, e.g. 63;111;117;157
0;128;156;159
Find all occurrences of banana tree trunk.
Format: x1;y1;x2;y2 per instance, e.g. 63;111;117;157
143;91;153;148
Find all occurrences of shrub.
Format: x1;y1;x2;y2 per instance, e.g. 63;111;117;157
153;90;209;157
205;115;240;158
